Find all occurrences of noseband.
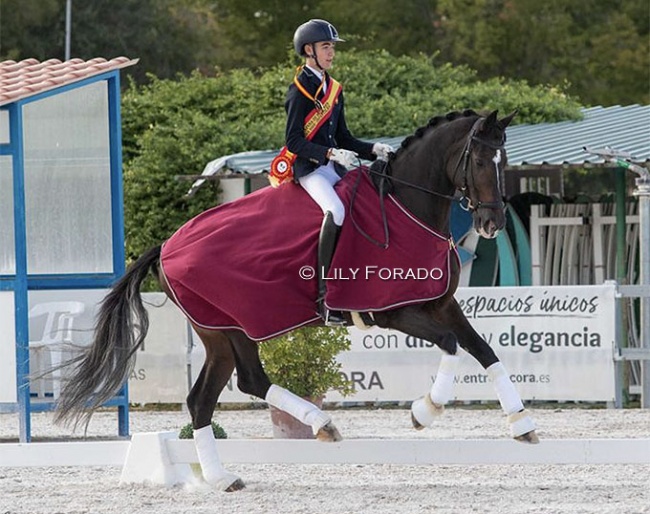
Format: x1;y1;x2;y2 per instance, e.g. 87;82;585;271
368;116;506;212
453;118;506;211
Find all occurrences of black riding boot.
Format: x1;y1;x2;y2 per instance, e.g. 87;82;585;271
317;211;346;326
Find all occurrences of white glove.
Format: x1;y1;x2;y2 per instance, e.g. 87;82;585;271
372;142;394;161
328;148;358;168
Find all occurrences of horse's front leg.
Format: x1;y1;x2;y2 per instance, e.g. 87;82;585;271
432;298;539;444
375;304;463;429
376;301;539;444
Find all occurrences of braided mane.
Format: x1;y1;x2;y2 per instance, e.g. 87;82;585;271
397;109;479;155
369;109;479;175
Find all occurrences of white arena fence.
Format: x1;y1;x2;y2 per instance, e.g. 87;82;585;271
1;434;649;487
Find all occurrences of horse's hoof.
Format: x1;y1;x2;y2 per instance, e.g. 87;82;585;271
515;430;540;444
209;471;245;492
225;478;246;492
316;422;343;442
410;395;444;430
411;412;425;430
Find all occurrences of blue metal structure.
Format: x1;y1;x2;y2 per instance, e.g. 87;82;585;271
0;68;128;442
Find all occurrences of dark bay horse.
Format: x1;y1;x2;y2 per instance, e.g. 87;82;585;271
56;109;538;492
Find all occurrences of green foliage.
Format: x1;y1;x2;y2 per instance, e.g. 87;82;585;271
0;0;222;84
178;421;227;439
435;0;649;106
121;49;582;260
259;327;354;399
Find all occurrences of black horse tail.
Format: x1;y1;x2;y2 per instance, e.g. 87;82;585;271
55;245;162;429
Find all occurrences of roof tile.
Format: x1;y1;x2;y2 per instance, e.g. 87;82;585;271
0;56;138;106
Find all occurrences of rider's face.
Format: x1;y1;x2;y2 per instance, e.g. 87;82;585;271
306;41;336;70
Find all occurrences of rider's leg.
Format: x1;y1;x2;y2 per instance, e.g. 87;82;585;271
298;164;345;224
298;165;346;325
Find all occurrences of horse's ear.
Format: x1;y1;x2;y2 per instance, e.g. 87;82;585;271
484;110;499;129
498;110;517;129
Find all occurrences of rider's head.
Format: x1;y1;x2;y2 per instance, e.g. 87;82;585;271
293;19;344;70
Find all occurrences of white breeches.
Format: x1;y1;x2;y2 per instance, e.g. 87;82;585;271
298;162;345;226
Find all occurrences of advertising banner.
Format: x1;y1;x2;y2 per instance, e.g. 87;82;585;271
325;284;617;403
6;286;615;406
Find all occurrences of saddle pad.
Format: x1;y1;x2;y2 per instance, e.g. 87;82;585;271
160;168;457;341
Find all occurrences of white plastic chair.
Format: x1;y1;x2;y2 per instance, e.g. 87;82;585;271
28;301;86;399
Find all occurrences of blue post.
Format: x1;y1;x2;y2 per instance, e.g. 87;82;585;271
10;103;31;442
108;71;130;435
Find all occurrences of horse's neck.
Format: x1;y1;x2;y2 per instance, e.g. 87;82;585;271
391;133;457;234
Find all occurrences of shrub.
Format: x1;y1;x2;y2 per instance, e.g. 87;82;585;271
178;421;227;439
259;326;355;399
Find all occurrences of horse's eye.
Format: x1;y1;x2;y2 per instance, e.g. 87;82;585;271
475;159;485;167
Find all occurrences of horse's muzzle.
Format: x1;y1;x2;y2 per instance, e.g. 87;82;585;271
473;207;506;239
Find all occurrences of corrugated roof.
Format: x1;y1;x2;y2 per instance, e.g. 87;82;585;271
0;57;138;106
506;105;650;168
190;104;649;195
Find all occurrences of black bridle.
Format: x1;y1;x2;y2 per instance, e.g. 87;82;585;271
353;116;506;248
368;117;506;212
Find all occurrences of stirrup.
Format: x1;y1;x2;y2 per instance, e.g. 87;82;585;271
318;300;346;326
324;310;346;326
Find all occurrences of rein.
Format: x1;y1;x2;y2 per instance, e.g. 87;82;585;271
351;116;506;248
367;117;506;211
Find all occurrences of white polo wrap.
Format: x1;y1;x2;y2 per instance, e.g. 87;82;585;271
265;384;331;433
193;425;240;490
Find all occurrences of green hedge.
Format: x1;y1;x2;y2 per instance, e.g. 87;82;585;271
121;49;582;262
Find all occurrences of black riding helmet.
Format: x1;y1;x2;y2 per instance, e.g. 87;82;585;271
293;19;345;57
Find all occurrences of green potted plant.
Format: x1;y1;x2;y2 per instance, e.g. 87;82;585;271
259;325;354;439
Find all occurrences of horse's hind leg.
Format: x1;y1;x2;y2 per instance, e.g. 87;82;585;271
188;327;245;491
225;330;342;442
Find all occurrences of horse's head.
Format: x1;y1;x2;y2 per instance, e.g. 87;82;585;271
453;110;515;239
384;109;515;239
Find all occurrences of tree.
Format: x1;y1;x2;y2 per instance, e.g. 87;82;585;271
435;0;649;105
206;0;649;105
0;0;223;82
2;0;646;105
0;0;62;60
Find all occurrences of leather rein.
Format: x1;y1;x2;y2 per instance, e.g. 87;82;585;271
369;117;506;211
351;117;506;248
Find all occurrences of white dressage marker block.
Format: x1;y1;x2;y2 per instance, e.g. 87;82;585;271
120;431;196;487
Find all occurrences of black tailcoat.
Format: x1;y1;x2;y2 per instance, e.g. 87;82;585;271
284;67;375;179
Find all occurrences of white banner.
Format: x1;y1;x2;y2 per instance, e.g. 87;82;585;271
326;284;616;403
0;292;16;403
130;293;189;405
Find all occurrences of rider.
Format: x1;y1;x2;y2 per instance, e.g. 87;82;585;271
284;18;393;325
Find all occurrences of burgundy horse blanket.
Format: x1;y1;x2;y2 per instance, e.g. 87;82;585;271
161;168;459;341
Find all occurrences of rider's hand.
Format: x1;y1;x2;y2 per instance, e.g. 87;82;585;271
328;148;358;168
372;142;394;161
